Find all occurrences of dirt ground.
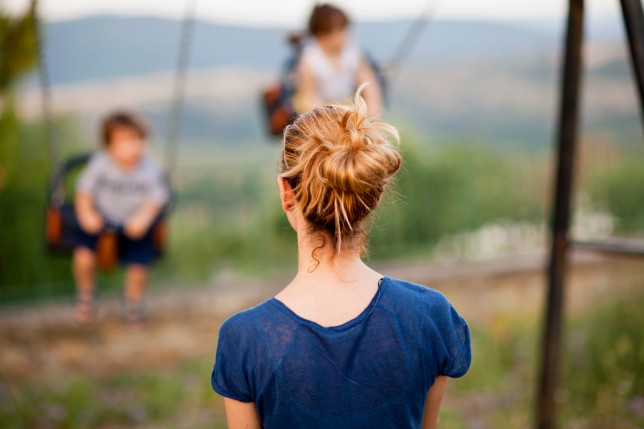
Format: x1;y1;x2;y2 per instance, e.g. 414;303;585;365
0;250;642;384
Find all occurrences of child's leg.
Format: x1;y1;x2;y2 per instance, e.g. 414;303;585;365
125;264;149;303
73;246;96;322
124;264;149;324
119;226;155;324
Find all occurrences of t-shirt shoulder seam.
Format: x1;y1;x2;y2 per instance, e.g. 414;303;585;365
386;277;444;298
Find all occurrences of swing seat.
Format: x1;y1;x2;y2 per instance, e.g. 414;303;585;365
261;83;297;137
45;152;172;271
46;152;91;254
46;202;80;253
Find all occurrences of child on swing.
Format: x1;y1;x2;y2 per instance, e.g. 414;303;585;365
293;3;382;116
211;87;471;428
73;111;169;324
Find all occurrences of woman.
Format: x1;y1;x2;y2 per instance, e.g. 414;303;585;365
294;3;382;116
212;87;471;429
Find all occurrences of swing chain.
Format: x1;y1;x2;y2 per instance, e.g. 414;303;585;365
387;0;442;82
32;0;59;181
166;0;197;182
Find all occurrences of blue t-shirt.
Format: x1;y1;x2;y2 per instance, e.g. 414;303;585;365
211;276;471;429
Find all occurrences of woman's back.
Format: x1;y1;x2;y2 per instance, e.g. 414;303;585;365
212;277;470;429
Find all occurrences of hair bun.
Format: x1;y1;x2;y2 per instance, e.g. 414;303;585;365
322;137;400;195
280;85;402;254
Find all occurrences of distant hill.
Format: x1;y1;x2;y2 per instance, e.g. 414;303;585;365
41;16;562;85
19;15;637;149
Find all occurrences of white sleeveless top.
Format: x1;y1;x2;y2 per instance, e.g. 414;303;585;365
300;38;362;103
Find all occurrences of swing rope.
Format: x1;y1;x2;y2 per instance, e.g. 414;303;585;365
387;0;443;82
34;0;196;185
165;0;197;182
32;0;59;181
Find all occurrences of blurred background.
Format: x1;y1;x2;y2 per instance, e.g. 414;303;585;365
1;1;643;428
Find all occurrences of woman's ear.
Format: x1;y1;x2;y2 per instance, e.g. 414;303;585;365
277;176;300;233
277;176;295;211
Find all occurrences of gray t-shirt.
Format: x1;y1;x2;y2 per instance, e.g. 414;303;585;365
76;151;170;225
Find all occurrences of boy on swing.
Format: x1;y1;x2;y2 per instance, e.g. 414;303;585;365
73;111;169;324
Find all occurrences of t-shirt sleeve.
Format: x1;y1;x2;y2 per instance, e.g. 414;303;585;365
211;316;254;402
149;171;170;207
76;154;102;194
442;304;471;378
431;294;472;379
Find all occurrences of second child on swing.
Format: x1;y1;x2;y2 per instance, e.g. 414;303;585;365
73;111;169;325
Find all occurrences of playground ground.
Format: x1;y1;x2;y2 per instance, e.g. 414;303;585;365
1;250;642;428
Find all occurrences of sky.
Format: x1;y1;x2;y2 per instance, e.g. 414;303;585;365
3;0;622;27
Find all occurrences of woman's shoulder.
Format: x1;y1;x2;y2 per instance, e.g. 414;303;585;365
382;276;451;311
382;276;470;373
218;299;278;337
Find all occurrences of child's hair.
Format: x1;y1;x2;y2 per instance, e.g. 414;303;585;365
308;3;350;36
287;4;350;49
101;110;148;146
280;85;401;259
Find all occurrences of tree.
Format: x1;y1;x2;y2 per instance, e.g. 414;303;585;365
0;0;38;97
0;1;72;298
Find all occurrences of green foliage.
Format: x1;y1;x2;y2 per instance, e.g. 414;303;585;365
0;3;75;298
587;153;644;232
562;288;644;427
156;155;297;281
2;120;643;302
0;2;38;94
0;113;87;299
368;137;546;258
158;137;550;282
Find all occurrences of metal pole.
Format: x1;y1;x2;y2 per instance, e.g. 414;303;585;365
619;0;644;128
536;1;584;428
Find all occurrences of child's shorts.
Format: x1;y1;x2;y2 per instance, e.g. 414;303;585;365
74;226;156;266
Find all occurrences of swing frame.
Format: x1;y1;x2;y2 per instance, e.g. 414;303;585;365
538;1;644;428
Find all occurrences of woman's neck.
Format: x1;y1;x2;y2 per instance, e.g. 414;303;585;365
291;231;380;288
276;232;382;327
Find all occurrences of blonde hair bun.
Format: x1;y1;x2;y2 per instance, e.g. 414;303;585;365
280;85;402;254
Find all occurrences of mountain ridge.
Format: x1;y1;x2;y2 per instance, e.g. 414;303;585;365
40;15;563;85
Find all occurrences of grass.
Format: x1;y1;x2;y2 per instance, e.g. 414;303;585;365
561;289;644;428
0;360;227;429
439;286;644;429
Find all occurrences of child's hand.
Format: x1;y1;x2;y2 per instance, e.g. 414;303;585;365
124;213;151;240
76;192;103;235
80;210;104;234
124;202;160;240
